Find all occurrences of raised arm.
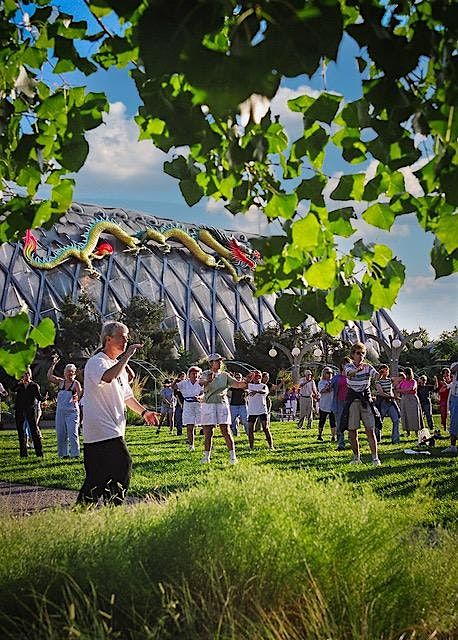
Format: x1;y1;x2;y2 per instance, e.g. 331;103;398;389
101;344;142;383
47;354;62;385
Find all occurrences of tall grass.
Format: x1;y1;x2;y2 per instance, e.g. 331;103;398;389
0;468;456;639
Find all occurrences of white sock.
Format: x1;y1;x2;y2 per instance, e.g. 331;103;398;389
229;450;237;460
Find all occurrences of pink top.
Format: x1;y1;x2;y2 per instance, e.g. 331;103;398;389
337;375;348;402
399;379;417;395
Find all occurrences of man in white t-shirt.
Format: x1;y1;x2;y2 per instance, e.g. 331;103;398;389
247;370;274;450
77;321;158;506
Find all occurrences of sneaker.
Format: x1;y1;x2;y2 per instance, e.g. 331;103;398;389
189;445;195;452
441;445;457;454
200;456;210;464
350;457;362;464
336;444;345;451
372;458;382;467
317;435;323;441
155;428;160;435
229;456;238;465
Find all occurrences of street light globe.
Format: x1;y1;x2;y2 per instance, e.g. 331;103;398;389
313;347;322;358
268;348;277;358
291;346;301;357
413;339;423;349
392;338;402;348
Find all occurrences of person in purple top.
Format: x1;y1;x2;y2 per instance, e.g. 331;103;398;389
331;357;351;450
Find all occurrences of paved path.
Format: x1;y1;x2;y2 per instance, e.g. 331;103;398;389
0;482;147;516
0;481;78;516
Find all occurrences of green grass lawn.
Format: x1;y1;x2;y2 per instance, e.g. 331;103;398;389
1;419;457;523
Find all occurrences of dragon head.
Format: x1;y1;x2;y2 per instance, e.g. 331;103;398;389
229;237;261;270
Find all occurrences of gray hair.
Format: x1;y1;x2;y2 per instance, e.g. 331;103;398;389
100;321;128;346
64;363;77;374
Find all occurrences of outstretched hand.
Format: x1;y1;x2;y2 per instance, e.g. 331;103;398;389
144;410;159;426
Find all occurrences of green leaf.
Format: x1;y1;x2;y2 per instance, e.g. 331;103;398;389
296;175;325;205
179;179;203;206
372;244;393;267
0;342;37;378
431;240;458;278
288;92;341;125
60;137;89;172
264;193;297;220
362;203;395;230
369;260;405;309
305;259;336;289
326;283;362;320
164;156;188;179
302;124;328;169
29;318;56;348
0;312;30;343
328;207;355;237
291;215;320;250
330;173;365;201
435;214;458;253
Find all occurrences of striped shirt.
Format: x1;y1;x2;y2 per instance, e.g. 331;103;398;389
344;362;377;392
377;378;393;396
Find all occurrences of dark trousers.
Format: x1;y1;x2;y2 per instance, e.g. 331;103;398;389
15;408;43;457
318;410;336;432
174;404;183;435
77;437;132;506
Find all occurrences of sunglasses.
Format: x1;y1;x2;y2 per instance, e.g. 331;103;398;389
354;351;365;355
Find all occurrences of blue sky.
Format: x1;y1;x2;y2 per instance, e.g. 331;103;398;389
48;2;457;338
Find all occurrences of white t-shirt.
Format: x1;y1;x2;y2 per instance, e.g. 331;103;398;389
177;379;203;402
247;383;268;415
0;382;6;397
318;379;333;412
344;362;377;392
82;352;133;444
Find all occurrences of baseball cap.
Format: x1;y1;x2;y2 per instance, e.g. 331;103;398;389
323;367;332;373
207;353;224;362
303;369;312;375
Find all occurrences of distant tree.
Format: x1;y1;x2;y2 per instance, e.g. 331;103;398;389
173;348;195;374
118;296;177;372
433;327;458;364
397;328;437;372
55;293;101;364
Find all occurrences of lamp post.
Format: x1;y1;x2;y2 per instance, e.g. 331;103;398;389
269;339;322;384
363;331;423;376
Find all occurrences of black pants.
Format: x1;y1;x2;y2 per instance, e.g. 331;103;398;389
15;408;43;457
318;410;336;431
77;437;132;506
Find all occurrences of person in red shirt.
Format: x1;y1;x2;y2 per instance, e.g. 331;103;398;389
436;368;452;431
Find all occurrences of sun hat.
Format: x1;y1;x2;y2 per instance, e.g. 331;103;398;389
207;353;224;362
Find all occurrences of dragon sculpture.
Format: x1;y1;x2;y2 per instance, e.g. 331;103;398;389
22;217;261;282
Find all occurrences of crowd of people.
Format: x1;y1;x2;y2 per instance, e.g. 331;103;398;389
1;328;457;506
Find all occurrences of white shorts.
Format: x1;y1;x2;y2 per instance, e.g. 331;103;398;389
200;401;231;426
182;402;202;426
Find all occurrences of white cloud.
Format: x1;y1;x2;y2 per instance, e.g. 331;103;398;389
75;102;174;192
206;199;280;235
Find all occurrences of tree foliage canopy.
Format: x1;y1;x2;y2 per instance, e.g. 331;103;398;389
1;0;457;371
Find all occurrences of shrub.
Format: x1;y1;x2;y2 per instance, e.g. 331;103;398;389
0;468;456;639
